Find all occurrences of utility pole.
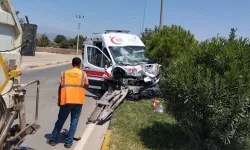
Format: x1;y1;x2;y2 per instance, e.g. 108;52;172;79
159;0;164;29
142;0;147;33
76;15;84;55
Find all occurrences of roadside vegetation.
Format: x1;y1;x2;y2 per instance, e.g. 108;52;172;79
109;26;250;150
16;11;85;50
109;99;190;150
36;33;86;49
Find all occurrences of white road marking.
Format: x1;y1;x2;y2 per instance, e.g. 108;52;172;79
21;62;71;71
44;78;58;84
74;123;96;150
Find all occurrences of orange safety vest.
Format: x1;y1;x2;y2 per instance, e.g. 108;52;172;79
60;68;87;105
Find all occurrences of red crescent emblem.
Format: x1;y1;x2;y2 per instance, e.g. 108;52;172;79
111;37;123;45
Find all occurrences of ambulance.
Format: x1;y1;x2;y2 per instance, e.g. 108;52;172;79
82;30;160;94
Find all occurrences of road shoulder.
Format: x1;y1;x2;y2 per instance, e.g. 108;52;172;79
21;60;71;70
21;52;80;70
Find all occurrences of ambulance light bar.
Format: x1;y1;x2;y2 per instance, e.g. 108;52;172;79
105;30;130;34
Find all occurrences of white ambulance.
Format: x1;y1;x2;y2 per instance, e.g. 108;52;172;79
82;30;160;91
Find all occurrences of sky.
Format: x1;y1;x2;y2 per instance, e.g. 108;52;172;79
12;0;250;41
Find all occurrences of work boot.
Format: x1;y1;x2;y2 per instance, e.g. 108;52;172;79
46;139;57;146
64;144;72;149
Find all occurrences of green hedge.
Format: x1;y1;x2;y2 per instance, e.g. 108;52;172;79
161;34;250;149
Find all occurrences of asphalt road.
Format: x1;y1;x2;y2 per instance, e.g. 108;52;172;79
15;64;109;150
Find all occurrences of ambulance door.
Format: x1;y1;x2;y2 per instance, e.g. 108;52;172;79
83;44;111;90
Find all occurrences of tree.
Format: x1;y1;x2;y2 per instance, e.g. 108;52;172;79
229;28;237;42
145;25;198;67
48;41;58;48
37;33;50;47
59;40;70;48
141;26;159;45
54;35;66;44
161;29;250;149
68;38;76;48
74;35;85;49
67;35;86;49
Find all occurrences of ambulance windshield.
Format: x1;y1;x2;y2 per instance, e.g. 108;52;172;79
108;46;149;65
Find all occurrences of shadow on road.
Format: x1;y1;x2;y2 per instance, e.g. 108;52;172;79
13;147;35;150
138;121;191;150
86;89;105;100
85;94;100;100
44;128;81;145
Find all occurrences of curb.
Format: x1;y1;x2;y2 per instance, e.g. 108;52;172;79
22;61;71;70
101;130;112;150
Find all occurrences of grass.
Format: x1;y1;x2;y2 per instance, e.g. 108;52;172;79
246;136;250;150
108;99;190;150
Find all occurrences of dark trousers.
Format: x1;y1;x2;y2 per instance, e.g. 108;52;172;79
49;104;82;146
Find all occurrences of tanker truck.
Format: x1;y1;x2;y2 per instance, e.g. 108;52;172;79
0;0;40;149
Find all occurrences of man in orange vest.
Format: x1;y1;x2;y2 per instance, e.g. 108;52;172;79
47;57;88;148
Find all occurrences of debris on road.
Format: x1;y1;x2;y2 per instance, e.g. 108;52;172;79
152;99;164;113
154;103;164;113
152;99;160;108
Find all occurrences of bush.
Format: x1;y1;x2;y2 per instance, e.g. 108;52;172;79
54;35;66;44
48;41;58;48
145;25;198;67
141;26;159;45
59;40;70;48
161;32;250;149
68;38;76;49
37;33;50;47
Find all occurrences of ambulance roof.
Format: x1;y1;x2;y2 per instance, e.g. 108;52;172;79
101;32;145;47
